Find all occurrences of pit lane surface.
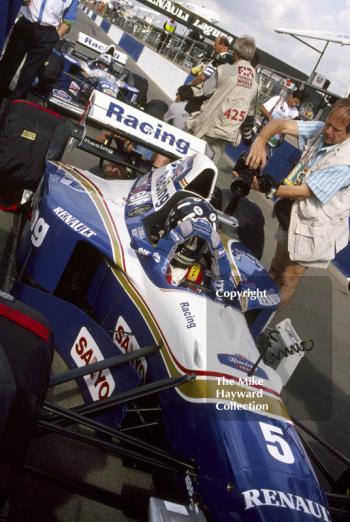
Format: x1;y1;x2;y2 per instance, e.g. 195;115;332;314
0;10;349;521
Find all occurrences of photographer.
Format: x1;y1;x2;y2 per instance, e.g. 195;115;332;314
245;98;350;308
257;90;303;148
188;35;258;169
190;36;231;88
187;35;232;114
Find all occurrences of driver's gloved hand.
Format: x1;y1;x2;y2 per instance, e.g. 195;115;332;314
162;219;233;284
200;228;232;280
131;220;198;264
191;219;213;241
190;222;237;298
156;220;197;258
157;218;220;258
191;220;226;256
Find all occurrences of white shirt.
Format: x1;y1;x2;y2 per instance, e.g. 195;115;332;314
21;0;75;27
263;95;299;145
263;95;299;121
164;101;189;131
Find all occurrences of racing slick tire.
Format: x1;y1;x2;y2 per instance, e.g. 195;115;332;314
0;292;53;505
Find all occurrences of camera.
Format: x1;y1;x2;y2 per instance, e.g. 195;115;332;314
240;115;255;146
224;153;278;217
230;152;279;199
230;152;260;197
213;51;233;66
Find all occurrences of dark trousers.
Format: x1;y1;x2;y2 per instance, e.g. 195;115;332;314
0;16;59;100
157;32;172;52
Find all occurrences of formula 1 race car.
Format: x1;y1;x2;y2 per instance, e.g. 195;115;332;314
6;91;349;521
34;32;148;117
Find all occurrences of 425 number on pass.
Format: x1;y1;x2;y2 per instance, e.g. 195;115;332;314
223;109;246;121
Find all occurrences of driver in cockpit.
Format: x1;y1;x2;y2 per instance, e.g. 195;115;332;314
133;196;236;296
80;53;116;82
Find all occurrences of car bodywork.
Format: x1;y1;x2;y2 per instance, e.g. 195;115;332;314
12;93;330;521
45;32;146;117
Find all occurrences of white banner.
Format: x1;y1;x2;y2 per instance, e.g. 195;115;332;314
77;32;128;65
87;90;208;158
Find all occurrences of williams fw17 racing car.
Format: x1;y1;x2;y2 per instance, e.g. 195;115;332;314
6;91;349;521
34;31;148;117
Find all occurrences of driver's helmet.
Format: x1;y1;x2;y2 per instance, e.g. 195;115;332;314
164;197;218;268
96;53;113;70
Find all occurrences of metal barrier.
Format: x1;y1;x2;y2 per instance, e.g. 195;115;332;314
81;1;213;72
80;1;335;121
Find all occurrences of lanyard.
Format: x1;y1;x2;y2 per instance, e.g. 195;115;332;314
298;128;326;176
283;128;324;186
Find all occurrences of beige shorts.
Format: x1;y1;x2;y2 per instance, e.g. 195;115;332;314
274;226;331;269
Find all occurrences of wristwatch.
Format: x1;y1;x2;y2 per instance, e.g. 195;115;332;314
266;186;278;199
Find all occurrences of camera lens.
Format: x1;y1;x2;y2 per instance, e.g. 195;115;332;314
231;152;259;197
231;170;255;197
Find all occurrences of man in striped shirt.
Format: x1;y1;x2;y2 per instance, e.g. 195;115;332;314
191;36;231;88
246;98;350;307
0;0;78;101
187;35;232;114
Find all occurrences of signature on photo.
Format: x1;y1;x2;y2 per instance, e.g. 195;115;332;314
258;330;314;365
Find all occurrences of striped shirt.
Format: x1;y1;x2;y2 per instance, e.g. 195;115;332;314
21;0;78;27
297;120;350;204
203;52;230;79
203;62;216;79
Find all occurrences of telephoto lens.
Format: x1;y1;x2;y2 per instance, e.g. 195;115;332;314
240;115;255;146
230;152;260;197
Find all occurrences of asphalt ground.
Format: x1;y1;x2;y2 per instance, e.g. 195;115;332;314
0;9;349;521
